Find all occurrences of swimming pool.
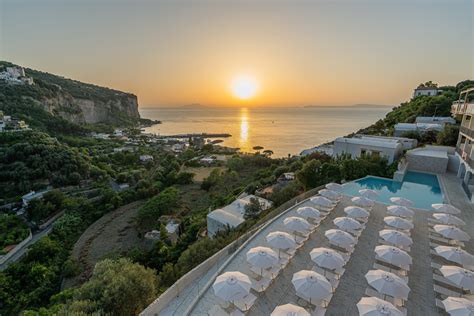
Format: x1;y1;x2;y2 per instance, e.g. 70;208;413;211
341;171;444;210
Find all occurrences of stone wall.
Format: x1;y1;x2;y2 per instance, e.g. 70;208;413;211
406;154;448;174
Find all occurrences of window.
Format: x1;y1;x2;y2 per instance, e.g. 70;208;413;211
360;149;367;156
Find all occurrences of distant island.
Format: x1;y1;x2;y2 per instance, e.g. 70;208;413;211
304;104;392;108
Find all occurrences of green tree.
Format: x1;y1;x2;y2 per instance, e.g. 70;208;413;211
296;159;321;190
244;197;262;220
437;125;460;146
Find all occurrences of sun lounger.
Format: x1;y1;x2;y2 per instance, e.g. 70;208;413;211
329;241;355;254
250;276;272;292
433;273;467;293
433;284;462;298
429;234;465;247
209;305;244;316
296;291;333;309
378;239;411;252
373;263;408;282
375;256;410;272
383;226;411;235
365;287;405;307
234;293;257;312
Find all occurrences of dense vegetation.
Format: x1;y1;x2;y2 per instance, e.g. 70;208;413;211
0;214;30;254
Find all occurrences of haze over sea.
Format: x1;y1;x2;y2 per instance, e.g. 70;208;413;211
140;106;391;157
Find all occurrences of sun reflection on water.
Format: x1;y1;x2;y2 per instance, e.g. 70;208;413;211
239;108;250;152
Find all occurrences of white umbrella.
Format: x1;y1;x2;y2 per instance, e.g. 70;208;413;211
379;229;413;247
352;196;375;207
213;271;251;302
297;206;321;219
292;270;332;305
344;206;370;218
439;266;474;291
333;217;362;231
356;296;404;316
246;247;278;275
310;196;334;208
359;189;379;199
442;297;474;316
271;303;310;316
390;197;413;207
365;269;410;299
434;246;474;268
325;229;356;248
266;231;297;252
387;205;414;218
432;203;461;215
433;225;470;242
326;182;344;192
433;213;466;226
310;247;345;271
375;245;412;267
319;189;341;201
384;216;414;230
284;216;311;234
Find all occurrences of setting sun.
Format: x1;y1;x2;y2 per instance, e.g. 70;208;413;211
231;75;258;100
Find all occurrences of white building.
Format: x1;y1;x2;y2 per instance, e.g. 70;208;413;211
413;86;438;97
139;155;154;162
393;123;444;137
357;135;417;150
171;143;187;153
333;136;403;164
200;156;216;165
415;116;456;125
207;195;272;238
6;66;25;78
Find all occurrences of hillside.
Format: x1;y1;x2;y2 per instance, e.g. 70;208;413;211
357;80;474;135
0;61;141;131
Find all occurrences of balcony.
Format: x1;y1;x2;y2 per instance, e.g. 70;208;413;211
456;146;474;169
452;101;474;116
460;125;474;139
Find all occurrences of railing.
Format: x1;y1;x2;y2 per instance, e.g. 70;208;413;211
460;126;474;139
452;101;474;116
141;186;324;316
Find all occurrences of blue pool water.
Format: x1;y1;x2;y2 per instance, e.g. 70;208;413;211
341;171;444;210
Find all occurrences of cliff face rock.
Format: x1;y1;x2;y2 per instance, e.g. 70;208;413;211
38;92;140;124
0;61;141;126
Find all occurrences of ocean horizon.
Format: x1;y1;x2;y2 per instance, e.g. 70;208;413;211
140;106;391;157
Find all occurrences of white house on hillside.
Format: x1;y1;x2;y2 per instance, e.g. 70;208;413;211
207;195;272;238
413;86;438;97
333;136;403;163
415;116;456;125
393;123;444;137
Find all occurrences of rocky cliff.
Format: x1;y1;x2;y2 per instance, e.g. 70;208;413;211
0;61;140;126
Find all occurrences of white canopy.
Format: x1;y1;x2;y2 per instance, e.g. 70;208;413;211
319;189;341;200
310;196;334;208
365;269;410;299
387;205;414;218
352;196;375;207
297;206;321;219
390;197;414;207
213;271;251;302
359;189;380;199
379;229;413;247
356;296;403;316
284;216;311;233
432;203;461;215
439;266;474;291
433;213;466;226
375;245;412;267
271;303;310;316
325;229;356;247
246;247;278;271
434;246;474;269
344;206;370;218
384;216;414;230
442;297;474;316
310;247;345;271
433;225;470;242
292;270;332;304
266;231;297;250
333;216;362;231
326;183;344;192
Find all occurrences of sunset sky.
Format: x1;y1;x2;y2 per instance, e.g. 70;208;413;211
1;0;472;107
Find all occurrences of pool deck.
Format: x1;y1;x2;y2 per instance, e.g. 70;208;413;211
188;192;467;316
154;171;473;316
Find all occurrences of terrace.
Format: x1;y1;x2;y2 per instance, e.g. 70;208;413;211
142;172;474;316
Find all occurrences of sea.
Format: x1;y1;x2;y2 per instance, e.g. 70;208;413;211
140;106;391;157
